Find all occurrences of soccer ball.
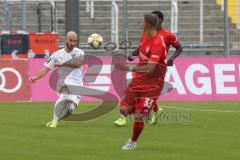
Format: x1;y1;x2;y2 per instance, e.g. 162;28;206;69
87;33;103;49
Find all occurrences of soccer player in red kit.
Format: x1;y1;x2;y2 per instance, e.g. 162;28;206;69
149;10;183;124
113;10;183;126
115;13;167;150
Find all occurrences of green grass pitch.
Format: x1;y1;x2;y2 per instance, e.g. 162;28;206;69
0;101;239;160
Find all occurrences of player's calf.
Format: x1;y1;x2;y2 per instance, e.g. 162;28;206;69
59;101;77;120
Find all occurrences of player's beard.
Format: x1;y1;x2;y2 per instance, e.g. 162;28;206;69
66;42;74;52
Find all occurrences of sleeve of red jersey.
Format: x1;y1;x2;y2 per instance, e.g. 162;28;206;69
169;32;180;48
149;44;166;63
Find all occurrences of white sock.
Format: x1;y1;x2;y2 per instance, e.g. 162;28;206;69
59;103;77;120
52;93;68;123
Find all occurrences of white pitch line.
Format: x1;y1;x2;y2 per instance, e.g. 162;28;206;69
159;106;240;113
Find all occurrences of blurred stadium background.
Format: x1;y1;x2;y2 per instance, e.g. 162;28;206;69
0;0;240;55
0;0;240;160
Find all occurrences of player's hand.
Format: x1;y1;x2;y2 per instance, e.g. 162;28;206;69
115;63;129;71
29;76;37;83
54;62;64;67
167;58;174;66
127;52;135;61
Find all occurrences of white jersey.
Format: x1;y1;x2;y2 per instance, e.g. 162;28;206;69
44;47;84;86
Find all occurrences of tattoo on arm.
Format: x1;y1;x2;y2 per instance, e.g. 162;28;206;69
63;57;84;68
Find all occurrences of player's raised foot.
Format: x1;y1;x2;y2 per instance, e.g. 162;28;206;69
113;116;127;126
46;121;58;128
122;139;137;150
150;107;164;125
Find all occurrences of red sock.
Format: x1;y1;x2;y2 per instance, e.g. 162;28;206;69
131;121;144;142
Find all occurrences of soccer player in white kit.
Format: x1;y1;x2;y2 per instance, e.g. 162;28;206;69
30;31;84;128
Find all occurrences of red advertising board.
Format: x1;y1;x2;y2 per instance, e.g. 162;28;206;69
0;59;31;102
29;33;59;56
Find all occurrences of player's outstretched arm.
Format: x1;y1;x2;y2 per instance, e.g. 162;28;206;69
55;57;84;68
29;66;50;83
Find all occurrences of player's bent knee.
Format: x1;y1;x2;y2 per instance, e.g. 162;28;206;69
59;86;69;93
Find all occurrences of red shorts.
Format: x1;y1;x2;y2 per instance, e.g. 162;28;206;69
120;79;164;115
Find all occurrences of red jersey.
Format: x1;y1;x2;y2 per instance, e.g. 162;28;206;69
133;32;166;83
158;28;180;52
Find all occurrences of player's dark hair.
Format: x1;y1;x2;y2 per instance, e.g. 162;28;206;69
151;10;164;21
144;13;159;28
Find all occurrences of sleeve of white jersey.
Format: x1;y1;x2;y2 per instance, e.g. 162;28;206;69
44;53;56;69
